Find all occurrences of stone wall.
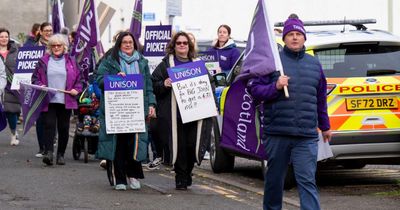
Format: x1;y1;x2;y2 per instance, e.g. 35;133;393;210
0;0;48;42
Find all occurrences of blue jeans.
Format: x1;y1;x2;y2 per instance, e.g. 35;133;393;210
36;115;45;152
263;135;320;210
5;112;18;131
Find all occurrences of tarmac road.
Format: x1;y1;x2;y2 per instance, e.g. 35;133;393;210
1;123;399;209
0;125;265;210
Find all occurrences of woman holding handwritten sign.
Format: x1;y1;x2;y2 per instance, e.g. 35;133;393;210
96;32;156;191
151;31;214;190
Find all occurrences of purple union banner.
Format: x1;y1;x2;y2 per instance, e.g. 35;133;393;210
19;83;56;136
220;79;266;160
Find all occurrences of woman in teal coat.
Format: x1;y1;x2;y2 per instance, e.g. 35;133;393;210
96;32;156;191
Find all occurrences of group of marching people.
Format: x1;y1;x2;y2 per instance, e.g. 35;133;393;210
0;22;82;166
95;25;241;191
0;22;241;191
2;14;332;210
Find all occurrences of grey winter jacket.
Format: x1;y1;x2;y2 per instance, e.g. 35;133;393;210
0;42;20;113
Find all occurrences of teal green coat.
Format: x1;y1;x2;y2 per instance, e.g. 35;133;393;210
95;52;156;161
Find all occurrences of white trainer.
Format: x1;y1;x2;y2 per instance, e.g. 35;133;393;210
203;151;210;160
129;178;141;190
10;134;19;146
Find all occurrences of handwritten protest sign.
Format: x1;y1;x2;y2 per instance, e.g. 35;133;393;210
168;60;217;123
104;74;145;134
198;50;220;75
143;25;172;74
11;46;45;89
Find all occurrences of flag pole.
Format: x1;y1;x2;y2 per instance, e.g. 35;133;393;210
280;71;289;98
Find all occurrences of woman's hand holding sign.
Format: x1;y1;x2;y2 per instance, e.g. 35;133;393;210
117;72;126;77
148;106;156;118
164;78;172;88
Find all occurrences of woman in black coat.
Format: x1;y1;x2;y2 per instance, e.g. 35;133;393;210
151;31;214;190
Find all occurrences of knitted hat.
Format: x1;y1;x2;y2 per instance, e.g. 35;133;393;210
282;16;306;40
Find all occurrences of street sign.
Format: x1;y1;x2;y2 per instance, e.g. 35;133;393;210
166;0;182;16
143;12;155;21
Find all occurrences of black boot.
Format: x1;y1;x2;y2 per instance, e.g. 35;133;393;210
175;175;187;190
187;173;193;187
43;152;53;166
56;154;65;165
175;180;187;190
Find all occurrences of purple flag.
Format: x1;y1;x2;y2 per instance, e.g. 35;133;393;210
129;0;143;41
19;83;56;136
71;0;100;81
220;79;266;159
236;0;283;81
52;0;65;34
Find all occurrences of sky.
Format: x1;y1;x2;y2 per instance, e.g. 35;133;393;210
100;0;400;49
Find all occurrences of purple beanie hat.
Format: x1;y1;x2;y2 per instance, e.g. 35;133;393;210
282;18;306;40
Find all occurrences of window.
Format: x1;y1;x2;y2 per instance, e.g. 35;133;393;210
314;44;400;77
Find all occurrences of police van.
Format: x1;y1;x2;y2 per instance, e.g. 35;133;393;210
210;19;400;187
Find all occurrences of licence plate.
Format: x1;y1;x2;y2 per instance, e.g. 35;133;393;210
346;97;398;110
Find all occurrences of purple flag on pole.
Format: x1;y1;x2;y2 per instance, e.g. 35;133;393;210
129;0;143;41
220;79;266;160
19;83;56;136
219;0;283;159
71;0;100;82
236;0;283;81
52;0;65;34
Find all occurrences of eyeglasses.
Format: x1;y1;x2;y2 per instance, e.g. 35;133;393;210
122;41;134;45
176;41;188;46
51;44;63;48
43;29;53;33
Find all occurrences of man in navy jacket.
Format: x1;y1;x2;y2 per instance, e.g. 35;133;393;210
249;14;332;210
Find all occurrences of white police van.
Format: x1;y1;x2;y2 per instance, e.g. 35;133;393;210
210;19;400;188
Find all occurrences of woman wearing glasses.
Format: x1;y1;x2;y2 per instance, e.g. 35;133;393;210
152;31;214;190
35;22;53;47
32;34;82;166
33;22;54;158
96;32;156;191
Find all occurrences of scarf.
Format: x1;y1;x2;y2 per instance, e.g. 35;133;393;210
119;50;140;74
39;38;48;47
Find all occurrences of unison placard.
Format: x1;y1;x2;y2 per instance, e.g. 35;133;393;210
167;60;217;123
104;74;145;134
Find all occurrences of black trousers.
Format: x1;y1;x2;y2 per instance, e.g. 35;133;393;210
174;120;197;184
113;133;144;185
41;103;71;155
149;118;162;159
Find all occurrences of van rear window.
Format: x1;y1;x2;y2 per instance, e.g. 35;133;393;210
314;45;400;77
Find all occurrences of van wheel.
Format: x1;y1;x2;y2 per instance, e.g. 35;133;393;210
261;161;296;190
210;117;234;173
342;161;366;169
